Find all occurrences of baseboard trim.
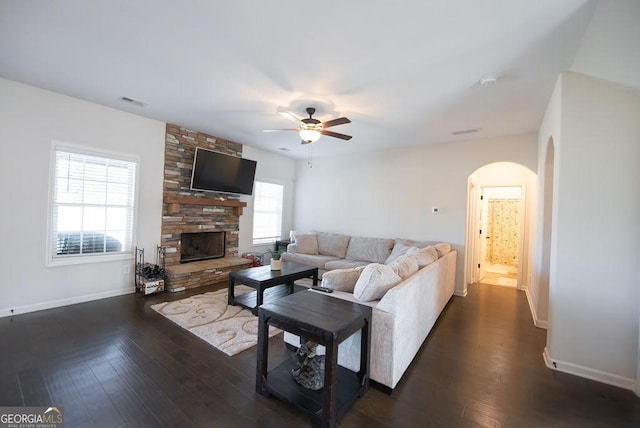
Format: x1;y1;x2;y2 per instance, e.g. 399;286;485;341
454;288;468;297
543;347;635;391
524;287;548;329
0;287;135;318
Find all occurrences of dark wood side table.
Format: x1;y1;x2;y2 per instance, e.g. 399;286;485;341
228;262;318;315
256;291;372;428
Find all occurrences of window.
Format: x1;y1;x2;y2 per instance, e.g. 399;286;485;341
252;180;284;245
48;143;137;265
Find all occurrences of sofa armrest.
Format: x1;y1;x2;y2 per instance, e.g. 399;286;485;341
376;251;456;385
286;243;297;253
377;251;456;315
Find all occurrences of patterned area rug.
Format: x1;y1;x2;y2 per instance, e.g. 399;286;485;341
151;285;281;356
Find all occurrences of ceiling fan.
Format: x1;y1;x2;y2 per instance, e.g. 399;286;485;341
264;107;352;144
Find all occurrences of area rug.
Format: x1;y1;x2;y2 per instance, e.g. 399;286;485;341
151;285;281;356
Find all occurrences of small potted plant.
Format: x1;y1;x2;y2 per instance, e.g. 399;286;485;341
269;250;284;271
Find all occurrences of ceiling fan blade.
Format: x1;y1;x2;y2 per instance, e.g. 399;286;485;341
263;129;298;132
279;110;303;124
321;130;352;140
321;117;351;128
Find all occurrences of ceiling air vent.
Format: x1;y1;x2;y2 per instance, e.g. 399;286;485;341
120;96;146;107
452;128;481;135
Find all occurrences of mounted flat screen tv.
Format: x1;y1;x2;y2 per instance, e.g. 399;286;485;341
190;147;257;195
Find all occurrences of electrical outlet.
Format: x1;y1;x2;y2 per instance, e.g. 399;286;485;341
431;207;440;214
123;264;131;275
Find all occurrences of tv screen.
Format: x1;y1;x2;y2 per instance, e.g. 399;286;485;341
190;148;257;195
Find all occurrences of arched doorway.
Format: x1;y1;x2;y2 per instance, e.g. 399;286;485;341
464;162;536;294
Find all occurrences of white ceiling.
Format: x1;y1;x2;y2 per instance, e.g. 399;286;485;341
0;0;631;159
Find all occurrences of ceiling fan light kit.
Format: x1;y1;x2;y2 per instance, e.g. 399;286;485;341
267;106;352;144
299;128;321;143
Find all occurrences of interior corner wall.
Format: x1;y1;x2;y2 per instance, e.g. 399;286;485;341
238;145;296;258
292;134;538;294
0;78;165;317
532;76;563;328
543;72;640;388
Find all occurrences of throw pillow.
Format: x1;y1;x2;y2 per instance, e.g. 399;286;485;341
315;232;351;258
353;263;402;302
321;266;366;292
295;234;319;255
387;254;419;280
433;242;452;257
384;242;415;264
407;246;438;268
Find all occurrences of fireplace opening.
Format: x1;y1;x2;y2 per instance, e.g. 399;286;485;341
180;231;225;263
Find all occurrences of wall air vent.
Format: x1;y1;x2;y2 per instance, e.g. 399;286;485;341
452;128;481;135
120;96;146;107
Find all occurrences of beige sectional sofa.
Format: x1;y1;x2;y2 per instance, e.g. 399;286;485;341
282;232;394;272
282;232;456;390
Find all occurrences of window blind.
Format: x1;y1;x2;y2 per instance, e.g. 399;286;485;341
252;180;284;244
51;149;137;259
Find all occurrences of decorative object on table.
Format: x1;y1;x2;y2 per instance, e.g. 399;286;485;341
135;246;166;295
242;252;262;267
267;249;284;270
289;230;296;243
291;341;325;390
151;285;281;356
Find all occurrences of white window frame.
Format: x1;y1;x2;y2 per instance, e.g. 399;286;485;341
252;178;284;246
46;141;139;267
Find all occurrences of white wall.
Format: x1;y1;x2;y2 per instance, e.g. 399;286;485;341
293;134;538;294
538;72;640;389
0;78;165;317
238;145;296;259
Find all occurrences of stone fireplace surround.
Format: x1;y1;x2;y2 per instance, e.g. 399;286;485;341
161;124;251;291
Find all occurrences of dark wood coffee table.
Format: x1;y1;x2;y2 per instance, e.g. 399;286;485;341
228;262;318;314
256;290;371;428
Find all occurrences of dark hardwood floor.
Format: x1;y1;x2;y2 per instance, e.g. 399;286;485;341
1;282;639;427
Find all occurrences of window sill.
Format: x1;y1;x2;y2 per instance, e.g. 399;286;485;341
252;238;276;246
47;252;133;267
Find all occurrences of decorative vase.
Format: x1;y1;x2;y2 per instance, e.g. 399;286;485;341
270;259;282;271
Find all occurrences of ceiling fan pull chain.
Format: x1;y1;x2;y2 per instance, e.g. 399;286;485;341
307;145;313;168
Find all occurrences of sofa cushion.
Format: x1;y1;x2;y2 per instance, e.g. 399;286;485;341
295;234;319;255
387;254;419;280
346;236;395;264
324;259;370;270
281;252;339;270
407;245;438;268
384;242;416;264
396;238;440;249
316;232;351;258
433;242;452;257
321;266;366;292
353;263;402;302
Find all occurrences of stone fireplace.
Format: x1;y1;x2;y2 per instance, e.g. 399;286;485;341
180;231;225;263
160;124;251;291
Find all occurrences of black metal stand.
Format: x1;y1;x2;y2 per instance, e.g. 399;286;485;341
135;246;166;296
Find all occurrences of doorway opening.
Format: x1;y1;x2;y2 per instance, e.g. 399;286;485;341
464;162;535;297
479;186;522;287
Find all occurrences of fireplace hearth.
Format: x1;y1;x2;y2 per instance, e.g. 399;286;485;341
180;231;225;263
